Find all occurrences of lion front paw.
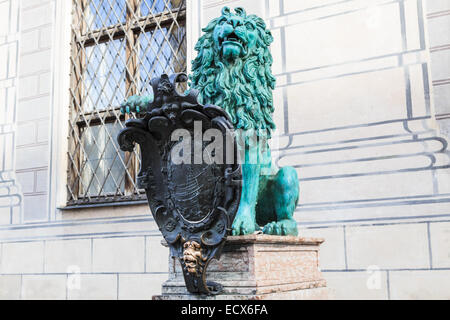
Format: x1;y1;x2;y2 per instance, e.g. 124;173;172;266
120;95;153;114
231;210;258;236
262;219;298;236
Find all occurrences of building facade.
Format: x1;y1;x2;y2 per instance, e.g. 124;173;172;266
0;0;449;299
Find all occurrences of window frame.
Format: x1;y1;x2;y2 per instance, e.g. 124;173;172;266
67;0;187;207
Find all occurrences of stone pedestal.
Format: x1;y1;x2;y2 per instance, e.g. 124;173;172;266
153;235;329;300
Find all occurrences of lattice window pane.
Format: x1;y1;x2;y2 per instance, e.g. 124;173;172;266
142;0;165;15
84;39;126;111
68;0;186;205
139;25;186;94
85;0;127;30
80;123;126;196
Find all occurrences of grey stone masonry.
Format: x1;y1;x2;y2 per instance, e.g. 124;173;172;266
0;0;22;225
15;0;55;222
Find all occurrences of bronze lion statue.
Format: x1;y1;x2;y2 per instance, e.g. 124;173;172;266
121;7;299;236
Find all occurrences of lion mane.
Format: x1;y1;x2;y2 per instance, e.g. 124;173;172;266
190;7;277;138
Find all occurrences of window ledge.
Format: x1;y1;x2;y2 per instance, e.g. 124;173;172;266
59;199;148;210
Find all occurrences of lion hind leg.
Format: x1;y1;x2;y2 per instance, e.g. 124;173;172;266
262;166;299;236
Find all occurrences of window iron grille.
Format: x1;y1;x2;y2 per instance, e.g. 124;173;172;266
68;0;186;205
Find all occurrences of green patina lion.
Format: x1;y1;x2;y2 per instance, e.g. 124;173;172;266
121;7;299;236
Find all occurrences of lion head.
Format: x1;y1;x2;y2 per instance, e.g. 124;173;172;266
190;7;276;138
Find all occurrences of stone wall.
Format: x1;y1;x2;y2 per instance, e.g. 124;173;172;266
427;1;450;138
0;0;449;300
15;0;55;222
0;0;170;300
0;0;22;225
198;0;450;300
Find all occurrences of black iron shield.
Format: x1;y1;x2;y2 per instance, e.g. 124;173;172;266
117;73;242;295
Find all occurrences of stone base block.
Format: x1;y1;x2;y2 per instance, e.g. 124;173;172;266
153;235;329;300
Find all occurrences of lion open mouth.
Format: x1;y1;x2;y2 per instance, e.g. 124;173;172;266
220;31;245;49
